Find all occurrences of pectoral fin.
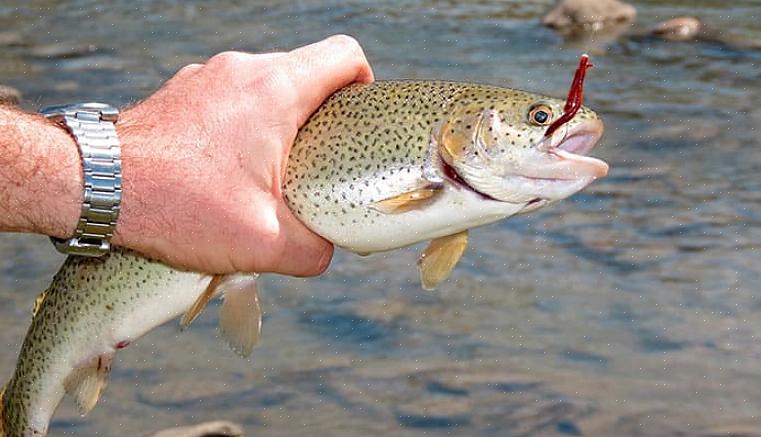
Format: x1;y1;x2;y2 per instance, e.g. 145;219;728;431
371;184;444;214
218;275;262;358
180;275;224;329
417;231;469;290
63;353;113;415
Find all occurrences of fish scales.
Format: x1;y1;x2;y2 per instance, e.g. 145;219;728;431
1;251;213;436
287;80;538;210
2;74;608;435
284;80;601;252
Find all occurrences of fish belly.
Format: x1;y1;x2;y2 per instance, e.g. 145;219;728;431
308;185;525;253
9;251;210;435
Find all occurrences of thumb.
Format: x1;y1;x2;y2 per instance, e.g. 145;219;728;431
286;35;374;126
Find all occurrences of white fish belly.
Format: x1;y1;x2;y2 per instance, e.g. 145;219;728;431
30;268;211;433
311;186;525;253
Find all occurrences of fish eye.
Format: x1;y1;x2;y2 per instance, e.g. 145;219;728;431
528;104;553;126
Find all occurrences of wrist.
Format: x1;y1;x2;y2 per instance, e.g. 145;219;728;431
42;103;123;256
109;109;138;249
32;114;84;239
42;119;83;238
109;107;160;254
0;108;82;238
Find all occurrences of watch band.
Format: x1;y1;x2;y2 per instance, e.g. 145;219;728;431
41;103;122;257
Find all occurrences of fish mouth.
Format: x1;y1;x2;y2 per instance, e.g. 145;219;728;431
440;118;608;204
531;118;608;181
519;119;609;207
512;118;607;205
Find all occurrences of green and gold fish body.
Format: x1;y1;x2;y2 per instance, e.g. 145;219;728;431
1;251;259;437
3;79;607;435
284;81;606;254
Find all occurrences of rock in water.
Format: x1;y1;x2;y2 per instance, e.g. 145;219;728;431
149;421;244;437
646;17;761;50
543;0;636;30
650;17;702;41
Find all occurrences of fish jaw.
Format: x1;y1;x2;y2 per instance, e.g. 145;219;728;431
513;118;608;200
443;117;607;204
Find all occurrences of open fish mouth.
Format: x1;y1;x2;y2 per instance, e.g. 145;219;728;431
440;118;608;204
513;118;607;204
527;118;608;182
554;118;604;157
434;55;607;206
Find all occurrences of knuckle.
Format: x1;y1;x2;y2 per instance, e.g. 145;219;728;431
254;63;298;106
208;50;247;67
325;35;370;74
176;63;202;77
260;62;289;85
326;34;362;54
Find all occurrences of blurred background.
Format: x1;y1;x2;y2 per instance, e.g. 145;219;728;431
0;1;759;435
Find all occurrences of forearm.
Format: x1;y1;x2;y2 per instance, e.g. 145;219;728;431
0;105;82;238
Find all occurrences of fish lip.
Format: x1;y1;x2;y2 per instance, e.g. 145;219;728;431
437;118;607;203
555;118;604;156
528;118;608;181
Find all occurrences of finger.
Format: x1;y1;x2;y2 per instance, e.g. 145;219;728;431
174;63;204;79
271;203;334;277
286;34;374;125
251;52;287;62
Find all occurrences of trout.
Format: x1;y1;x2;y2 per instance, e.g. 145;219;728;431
0;56;607;436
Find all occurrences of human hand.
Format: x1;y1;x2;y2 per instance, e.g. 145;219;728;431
112;35;374;275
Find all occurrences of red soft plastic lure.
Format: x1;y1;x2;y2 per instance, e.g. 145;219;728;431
544;54;593;138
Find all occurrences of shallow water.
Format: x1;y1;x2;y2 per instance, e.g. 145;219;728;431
1;1;760;435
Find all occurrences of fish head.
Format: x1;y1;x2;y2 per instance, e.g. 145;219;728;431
437;91;607;208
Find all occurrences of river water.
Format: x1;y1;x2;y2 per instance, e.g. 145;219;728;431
1;1;760;436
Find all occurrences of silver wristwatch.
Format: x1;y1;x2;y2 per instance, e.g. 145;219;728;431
41;102;122;257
